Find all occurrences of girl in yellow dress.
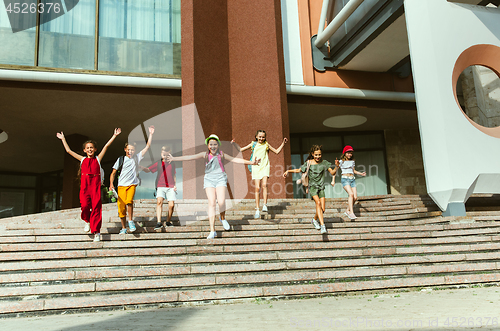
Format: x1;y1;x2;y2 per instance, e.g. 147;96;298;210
232;130;287;218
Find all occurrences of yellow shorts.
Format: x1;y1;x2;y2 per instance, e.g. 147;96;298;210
117;185;137;218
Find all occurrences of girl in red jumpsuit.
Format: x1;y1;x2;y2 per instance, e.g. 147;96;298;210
57;128;121;242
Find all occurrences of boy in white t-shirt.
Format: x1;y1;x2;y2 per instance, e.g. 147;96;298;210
109;126;154;234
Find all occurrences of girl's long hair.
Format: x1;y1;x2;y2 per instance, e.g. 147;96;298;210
341;152;355;161
307;145;322;160
254;130;266;142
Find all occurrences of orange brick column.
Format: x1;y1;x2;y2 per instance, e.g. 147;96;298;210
181;0;291;199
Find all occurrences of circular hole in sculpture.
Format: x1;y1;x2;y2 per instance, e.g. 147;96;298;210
456;65;500;128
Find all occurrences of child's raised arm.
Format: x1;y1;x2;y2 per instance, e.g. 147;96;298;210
269;137;288;154
98;128;121;162
224;154;260;165
328;160;339;185
140;125;155;157
56;132;84;162
283;168;301;178
230;139;253;152
354;167;366;177
167;151;206;162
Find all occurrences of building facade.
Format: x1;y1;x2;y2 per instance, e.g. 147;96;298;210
0;0;499;217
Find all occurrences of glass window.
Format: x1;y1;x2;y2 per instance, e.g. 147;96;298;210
0;174;36;187
292;132;388;198
301;137;324;153
38;0;96;69
290;137;301;154
290;154;304;198
344;134;384;149
301;136;342;154
0;188;36;217
0;5;36;65
98;0;181;75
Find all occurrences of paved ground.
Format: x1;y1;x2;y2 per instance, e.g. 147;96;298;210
2;286;500;331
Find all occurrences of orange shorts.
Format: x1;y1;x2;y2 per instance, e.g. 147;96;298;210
117;185;137;218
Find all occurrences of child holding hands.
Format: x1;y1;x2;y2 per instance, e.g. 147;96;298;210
109;125;155;234
338;145;366;220
168;134;260;239
283;145;337;234
149;145;177;230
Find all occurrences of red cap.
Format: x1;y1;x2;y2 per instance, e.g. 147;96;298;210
342;145;354;154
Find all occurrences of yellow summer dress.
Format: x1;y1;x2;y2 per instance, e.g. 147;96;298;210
251;141;270;180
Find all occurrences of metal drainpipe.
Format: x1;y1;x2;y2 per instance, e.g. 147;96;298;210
0;69;182;90
286;84;415;103
0;69;414;102
314;0;365;48
317;0;330;36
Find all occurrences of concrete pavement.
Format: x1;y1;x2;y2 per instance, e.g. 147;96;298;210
2;286;500;331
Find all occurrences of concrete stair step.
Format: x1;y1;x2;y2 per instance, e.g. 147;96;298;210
3;246;500;275
2;232;500;264
1;194;499;317
2;262;498;298
1;220;499;245
1;270;500;315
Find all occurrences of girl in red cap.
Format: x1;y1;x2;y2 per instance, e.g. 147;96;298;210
168;134;260;239
338;145;366;220
283;145;337;234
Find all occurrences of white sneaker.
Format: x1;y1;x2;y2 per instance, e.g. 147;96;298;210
254;209;260;218
84;222;90;233
320;225;327;234
207;231;217;239
119;228;127;235
128;220;137;232
312;218;321;230
220;218;230;231
93;233;101;242
262;204;268;213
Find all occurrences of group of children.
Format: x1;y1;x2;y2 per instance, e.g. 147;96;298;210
57;128;365;241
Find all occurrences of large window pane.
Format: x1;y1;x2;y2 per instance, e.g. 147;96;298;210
344;134;384;149
38;0;96;69
0;5;35;65
292;133;388;199
98;0;181;75
0;189;36;217
0;174;36;187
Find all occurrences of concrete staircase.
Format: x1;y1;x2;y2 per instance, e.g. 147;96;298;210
1;194;500;317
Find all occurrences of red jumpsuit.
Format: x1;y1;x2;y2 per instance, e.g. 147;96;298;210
80;157;102;234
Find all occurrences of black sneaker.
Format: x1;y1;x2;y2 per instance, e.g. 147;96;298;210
154;223;163;230
165;222;173;227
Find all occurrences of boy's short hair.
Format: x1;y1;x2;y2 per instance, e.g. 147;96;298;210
161;145;172;153
124;142;137;149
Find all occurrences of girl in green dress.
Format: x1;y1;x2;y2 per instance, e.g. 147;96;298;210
283;145;337;234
